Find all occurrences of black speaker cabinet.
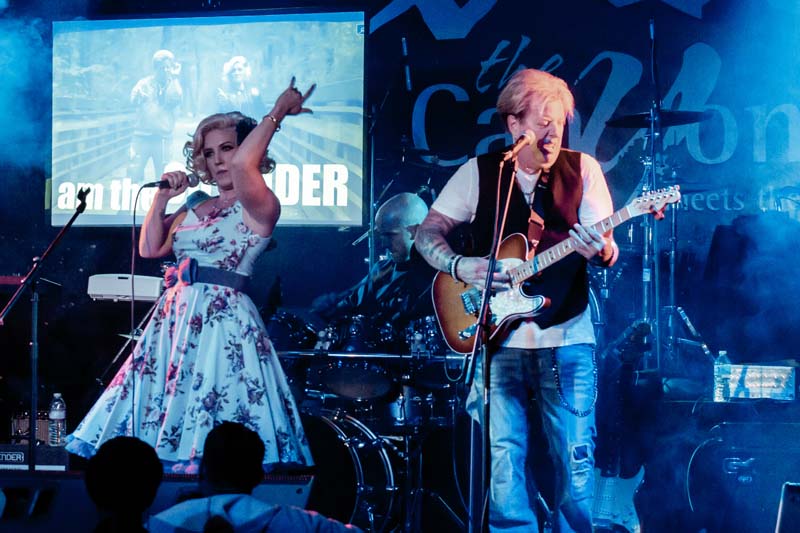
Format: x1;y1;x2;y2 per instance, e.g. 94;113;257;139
687;422;800;533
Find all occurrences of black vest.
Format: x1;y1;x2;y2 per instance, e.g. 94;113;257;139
470;148;589;329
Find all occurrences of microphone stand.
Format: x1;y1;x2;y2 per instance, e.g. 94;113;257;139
0;187;90;470
364;38;417;289
466;157;517;532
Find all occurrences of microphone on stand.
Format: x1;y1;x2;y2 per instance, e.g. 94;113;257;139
502;130;536;162
142;172;201;189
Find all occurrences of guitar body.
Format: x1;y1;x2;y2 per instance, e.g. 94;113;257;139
593;466;645;533
430;188;682;354
432;234;551;354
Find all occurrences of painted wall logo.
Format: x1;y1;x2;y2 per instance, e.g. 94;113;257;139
370;0;709;41
370;0;496;39
607;0;710;19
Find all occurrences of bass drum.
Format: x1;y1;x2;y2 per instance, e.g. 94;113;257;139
302;410;399;532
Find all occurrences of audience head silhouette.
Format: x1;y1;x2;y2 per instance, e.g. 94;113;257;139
85;436;163;532
200;421;265;495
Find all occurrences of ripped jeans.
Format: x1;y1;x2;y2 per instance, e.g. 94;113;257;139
467;344;597;533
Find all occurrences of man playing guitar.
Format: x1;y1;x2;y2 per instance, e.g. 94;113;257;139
414;68;618;532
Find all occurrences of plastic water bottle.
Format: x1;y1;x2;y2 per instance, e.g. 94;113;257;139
48;393;67;447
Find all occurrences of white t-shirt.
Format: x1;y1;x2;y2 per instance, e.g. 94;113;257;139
431;151;614;349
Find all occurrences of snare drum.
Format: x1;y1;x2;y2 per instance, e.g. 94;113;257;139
302;410;399;532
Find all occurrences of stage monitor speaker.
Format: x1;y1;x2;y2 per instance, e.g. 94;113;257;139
0;470;313;532
775;482;800;533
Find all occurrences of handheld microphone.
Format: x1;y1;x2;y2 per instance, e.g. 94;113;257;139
502;130;536;162
401;37;412;92
142;172;201;189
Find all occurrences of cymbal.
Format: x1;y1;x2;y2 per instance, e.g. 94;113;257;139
606;110;710;128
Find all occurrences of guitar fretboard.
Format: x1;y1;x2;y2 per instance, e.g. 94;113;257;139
507;187;680;285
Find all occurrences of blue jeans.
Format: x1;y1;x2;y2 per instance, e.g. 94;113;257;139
466;344;597;533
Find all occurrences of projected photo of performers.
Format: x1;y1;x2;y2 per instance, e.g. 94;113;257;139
51;13;365;227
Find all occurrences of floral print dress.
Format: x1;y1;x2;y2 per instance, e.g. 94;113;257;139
66;201;313;472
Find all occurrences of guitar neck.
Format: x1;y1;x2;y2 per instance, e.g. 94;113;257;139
509;206;635;284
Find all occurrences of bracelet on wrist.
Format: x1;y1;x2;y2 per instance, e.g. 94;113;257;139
264;114;281;131
448;254;463;281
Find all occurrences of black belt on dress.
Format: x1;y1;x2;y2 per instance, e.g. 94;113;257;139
163;258;252;298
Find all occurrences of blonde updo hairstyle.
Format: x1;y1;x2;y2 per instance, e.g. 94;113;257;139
183;111;275;184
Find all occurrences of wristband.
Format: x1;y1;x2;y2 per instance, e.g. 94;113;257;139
264;114;281;131
448;254;463;281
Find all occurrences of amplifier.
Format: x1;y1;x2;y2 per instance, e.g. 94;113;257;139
688;422;800;533
11;411;49;444
0;444;69;471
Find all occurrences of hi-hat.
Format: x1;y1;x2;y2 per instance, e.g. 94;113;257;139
606;110;711;128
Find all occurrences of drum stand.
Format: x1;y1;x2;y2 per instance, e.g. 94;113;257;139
607;16;712;372
660;171;714;366
400;433;462;532
388;403;464;532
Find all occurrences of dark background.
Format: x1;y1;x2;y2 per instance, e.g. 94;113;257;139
1;0;799;531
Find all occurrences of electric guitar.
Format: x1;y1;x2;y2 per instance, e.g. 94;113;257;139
593;320;650;533
431;187;681;354
593;465;645;533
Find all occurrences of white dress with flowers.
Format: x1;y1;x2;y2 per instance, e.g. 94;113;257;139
66;200;313;472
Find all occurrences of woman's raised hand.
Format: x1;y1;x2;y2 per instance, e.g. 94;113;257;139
275;76;315;117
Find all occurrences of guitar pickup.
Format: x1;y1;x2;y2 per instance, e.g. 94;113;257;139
461;287;481;315
458;323;478;341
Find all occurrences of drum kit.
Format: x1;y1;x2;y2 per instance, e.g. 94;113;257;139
269;311;463;532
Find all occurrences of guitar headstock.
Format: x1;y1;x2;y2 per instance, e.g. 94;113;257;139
629;186;682;217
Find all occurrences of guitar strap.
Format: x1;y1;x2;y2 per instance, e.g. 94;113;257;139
526;172;549;260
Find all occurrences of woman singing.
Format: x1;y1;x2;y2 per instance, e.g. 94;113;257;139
67;78;315;473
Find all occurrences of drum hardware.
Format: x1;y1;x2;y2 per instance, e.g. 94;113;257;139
315;315;401;354
406;315;447;356
605;16;709;371
390;425;465;532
